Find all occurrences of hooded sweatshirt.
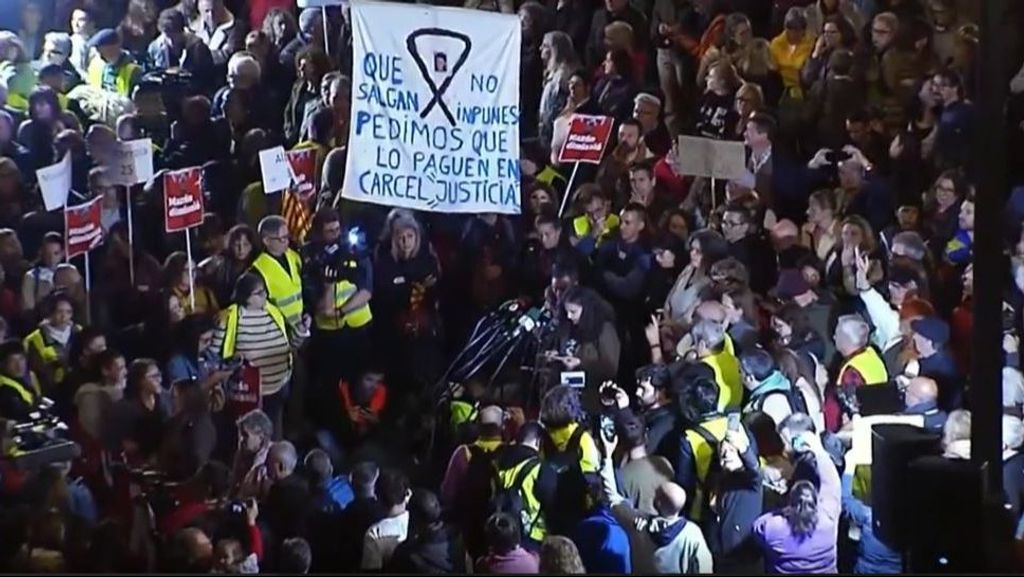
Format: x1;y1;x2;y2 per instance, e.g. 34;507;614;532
744;370;795;426
642;516;714;574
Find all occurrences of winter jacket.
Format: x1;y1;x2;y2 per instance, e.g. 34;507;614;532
644;516;714;573
572;504;632;573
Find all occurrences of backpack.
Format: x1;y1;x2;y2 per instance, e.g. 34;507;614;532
454;444;501;558
489;457;541;539
687;423;725;522
537;426;589;537
750;386;809;418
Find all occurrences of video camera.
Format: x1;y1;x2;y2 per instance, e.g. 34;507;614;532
308;227;368;285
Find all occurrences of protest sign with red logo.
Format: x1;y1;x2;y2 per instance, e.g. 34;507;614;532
225;364;261;420
286;147;318;199
64;197;104;259
558;114;615;164
164;167;205;233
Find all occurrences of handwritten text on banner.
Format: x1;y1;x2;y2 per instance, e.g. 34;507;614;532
342;0;522;214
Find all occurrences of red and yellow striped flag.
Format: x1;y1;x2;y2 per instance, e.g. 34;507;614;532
282;189;313;243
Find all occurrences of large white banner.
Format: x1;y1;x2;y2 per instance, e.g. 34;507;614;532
342;0;521;214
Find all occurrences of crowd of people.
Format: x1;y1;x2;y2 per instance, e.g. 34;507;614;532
0;0;1022;573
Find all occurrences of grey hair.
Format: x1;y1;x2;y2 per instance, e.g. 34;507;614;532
228;51;262;83
1004;367;1024;409
270;440;299;473
691;319;726;350
258;214;287;238
542;30;576;70
1004;415;1024;451
836;314;870;349
236;409;273;439
44;32;72;56
634;92;662;109
892;231;928;261
942;409;972;446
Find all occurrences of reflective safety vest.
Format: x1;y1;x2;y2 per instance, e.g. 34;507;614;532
87;56;141;97
839;347;889;387
6;91;28;113
495;456;545;543
314;278;372;330
683;415;729;521
572;213;620;240
23;325;80;386
702;336;743;411
0;372;41;407
450;400;478;431
219;303;290;364
251;250;303;327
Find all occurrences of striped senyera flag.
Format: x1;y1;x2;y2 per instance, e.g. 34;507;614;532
282;189;313;243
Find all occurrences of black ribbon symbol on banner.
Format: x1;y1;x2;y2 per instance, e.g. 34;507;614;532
406;28;472;127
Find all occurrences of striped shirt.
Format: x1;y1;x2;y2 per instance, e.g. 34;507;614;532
212;307;305;396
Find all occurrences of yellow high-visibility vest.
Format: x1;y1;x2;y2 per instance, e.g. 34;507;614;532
219;303;289;365
702;335;743;411
0;372;41;406
683;415;729;521
251;250;303;327
314;278;372;330
839;347;889;387
87;56;140;97
23;325;80;386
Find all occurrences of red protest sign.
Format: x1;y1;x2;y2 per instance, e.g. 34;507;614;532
64;196;103;259
286;147;317;199
164;167;205;233
558;114;615;164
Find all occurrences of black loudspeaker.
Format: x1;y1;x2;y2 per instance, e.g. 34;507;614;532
870;424;942;550
904;455;991;572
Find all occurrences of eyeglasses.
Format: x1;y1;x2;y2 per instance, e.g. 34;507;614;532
722;219;745;228
251;288;268;297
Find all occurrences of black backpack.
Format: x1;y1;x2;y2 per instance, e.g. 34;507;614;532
536;426;589;537
750;386;809;417
488;457;541;539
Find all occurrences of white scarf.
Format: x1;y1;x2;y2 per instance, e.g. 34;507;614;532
42;320;72;346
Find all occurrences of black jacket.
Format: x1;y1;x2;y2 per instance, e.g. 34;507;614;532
705;436;763;573
387;524;468;574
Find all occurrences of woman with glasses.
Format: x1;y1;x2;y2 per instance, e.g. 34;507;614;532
211;272;309;438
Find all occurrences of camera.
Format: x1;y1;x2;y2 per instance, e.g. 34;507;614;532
221;356;245;374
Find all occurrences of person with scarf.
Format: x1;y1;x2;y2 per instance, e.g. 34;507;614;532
741;349;797;427
24;292;80;396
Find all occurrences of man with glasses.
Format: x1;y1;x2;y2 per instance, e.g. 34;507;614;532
252;215;305;329
932;69;975;173
721;202;776;295
35;32;81;89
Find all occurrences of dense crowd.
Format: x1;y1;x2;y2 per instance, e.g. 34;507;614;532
0;0;1021;573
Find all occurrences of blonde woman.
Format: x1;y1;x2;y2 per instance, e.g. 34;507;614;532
538;31;578;151
736;38;784;106
373;209;444;391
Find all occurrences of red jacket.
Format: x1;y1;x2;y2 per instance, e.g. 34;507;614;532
338;380;388;436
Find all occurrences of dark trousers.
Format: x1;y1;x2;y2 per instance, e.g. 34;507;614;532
262;381;290;440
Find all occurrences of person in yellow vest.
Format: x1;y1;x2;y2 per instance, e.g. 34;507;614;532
0;340;42;421
304;208;373;426
86;29;142;98
211;273;310;438
569;184;619;258
251;215;304;329
667;376;732;523
831;314;889;430
691;318;744;412
24;293;81;394
492;422;547;549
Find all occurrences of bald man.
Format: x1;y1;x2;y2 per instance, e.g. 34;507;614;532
903;376;948;433
644;482;714;573
265;441;311;539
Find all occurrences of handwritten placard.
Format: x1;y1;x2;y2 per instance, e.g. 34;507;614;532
342;0;521;214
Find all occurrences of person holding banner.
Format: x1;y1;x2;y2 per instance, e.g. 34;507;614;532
251;216;304;329
212;272;310;440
